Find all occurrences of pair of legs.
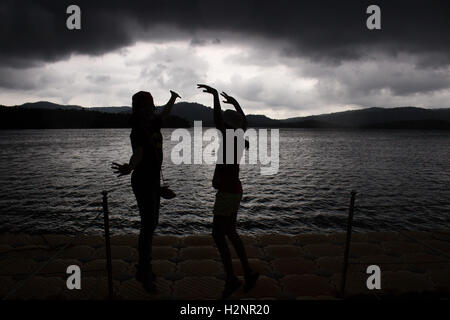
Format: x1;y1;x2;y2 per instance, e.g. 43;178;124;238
131;173;160;287
212;214;252;280
212;192;258;297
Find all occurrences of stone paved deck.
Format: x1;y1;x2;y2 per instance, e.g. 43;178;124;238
1;231;449;300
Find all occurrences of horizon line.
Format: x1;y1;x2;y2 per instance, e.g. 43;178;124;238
1;100;449;121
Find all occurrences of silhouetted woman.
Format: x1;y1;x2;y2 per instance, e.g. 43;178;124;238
197;84;259;299
112;89;180;292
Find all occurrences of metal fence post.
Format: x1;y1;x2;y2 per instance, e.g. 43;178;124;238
340;190;356;298
102;190;114;300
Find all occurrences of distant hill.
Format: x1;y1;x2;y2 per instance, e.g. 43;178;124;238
14;101;282;127
0;103;189;129
1;101;450;129
20;101;84;111
19;101;131;114
91;106;131;113
159;102;277;127
157;102;214;125
164;104;450;129
282;107;450;128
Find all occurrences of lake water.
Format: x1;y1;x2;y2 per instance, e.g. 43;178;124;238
0;128;449;236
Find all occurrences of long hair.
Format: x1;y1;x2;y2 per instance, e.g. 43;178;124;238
131;91;154;127
132;91;154;112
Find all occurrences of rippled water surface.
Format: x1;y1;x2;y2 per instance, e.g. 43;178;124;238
1;128;449;235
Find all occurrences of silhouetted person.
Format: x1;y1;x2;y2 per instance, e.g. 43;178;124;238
112;89;180;292
197;84;259;299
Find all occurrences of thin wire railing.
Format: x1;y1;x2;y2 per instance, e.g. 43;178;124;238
339;191;450;299
1;193;109;300
2;189;449;300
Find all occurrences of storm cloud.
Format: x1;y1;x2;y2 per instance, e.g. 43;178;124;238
0;0;449;117
1;0;449;66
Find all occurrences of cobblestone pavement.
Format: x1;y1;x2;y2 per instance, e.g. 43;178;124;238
1;231;449;300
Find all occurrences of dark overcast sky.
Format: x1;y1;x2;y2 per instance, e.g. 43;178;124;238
1;0;449;118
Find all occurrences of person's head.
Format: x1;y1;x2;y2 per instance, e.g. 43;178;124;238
132;91;155;114
223;109;244;130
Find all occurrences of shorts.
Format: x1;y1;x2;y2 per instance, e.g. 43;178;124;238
213;191;242;217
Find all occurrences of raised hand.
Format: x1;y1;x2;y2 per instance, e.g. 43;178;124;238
197;84;218;96
220;92;239;106
170;90;181;99
221;91;247;129
111;162;132;177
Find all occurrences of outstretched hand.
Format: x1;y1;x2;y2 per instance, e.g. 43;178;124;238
170;90;181;99
197;84;218;96
111;162;132;177
220;92;238;106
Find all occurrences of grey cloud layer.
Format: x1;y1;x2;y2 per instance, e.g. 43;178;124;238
1;0;449;114
1;0;449;68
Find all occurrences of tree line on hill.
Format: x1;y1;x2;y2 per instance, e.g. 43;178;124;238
1;101;450;130
0;106;190;129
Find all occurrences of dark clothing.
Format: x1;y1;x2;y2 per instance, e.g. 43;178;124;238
132;173;160;269
130;113;163;181
130;112;163;271
213;127;243;194
213;164;242;194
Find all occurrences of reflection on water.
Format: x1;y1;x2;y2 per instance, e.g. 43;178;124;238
0;128;449;235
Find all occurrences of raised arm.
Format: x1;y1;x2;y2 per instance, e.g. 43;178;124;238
197;84;225;131
160;90;181;122
220;92;248;130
